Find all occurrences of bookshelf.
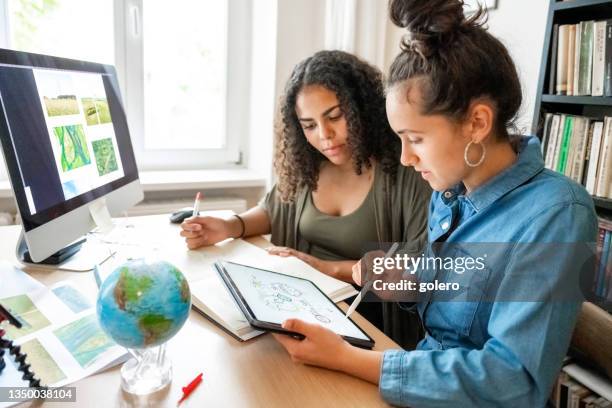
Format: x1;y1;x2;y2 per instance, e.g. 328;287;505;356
533;1;612;405
533;0;612;297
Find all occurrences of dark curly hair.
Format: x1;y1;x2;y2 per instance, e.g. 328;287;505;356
275;50;400;202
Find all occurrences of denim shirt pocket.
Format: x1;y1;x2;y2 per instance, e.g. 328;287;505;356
426;246;491;339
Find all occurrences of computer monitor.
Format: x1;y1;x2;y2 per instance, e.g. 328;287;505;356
0;48;143;264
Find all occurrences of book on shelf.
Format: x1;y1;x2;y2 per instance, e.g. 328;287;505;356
594;20;607;96
578;21;594;96
596;117;612;198
595;218;612;302
606;20;612;97
550;24;560;94
551;19;611;97
569;24;577;96
586;122;604;194
557;24;570;95
574;22;582;95
542;114;611;199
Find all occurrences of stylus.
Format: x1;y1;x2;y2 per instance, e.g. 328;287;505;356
345;243;399;318
192;192;202;218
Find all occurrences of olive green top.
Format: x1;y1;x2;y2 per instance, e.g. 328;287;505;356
259;163;432;349
299;183;378;261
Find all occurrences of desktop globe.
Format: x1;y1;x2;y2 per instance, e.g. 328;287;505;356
96;258;191;394
96;258;191;348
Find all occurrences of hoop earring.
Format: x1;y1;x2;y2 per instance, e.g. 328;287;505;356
464;141;486;167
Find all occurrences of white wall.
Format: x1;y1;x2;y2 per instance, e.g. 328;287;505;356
487;0;550;134
249;0;327;186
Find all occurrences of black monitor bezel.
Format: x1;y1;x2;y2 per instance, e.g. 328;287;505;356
0;48;139;232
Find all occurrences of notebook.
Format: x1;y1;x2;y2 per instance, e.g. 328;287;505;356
185;239;358;341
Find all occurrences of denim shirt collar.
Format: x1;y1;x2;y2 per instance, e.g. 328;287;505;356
444;136;544;213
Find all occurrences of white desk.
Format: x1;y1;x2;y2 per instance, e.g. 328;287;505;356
0;214;399;407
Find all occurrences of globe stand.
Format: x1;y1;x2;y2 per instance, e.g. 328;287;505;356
120;343;172;395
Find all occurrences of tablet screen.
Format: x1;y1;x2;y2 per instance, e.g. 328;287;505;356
221;261;370;341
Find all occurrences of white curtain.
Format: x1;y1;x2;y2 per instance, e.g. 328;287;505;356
324;0;391;69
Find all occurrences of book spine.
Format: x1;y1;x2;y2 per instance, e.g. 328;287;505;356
605;238;612;300
605;20;612;96
541;113;553;156
597;230;610;297
558;116;574;174
553;114;567;170
586;122;604;194
596;117;612;197
568;24;576;96
578;21;594;96
574;23;582;95
582;122;595;186
549;24;560;94
566;117;580;178
573;118;590;183
593;21;607;97
557;25;570;95
546;115;562;170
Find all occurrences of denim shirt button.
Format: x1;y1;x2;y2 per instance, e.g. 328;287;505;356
444;191;453;199
441;221;450;230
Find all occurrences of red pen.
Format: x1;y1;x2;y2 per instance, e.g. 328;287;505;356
177;372;203;406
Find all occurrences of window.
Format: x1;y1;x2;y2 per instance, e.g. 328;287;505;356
142;1;227;150
7;0;114;64
0;0;251;177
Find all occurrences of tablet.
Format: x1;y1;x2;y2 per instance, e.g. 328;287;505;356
215;260;375;349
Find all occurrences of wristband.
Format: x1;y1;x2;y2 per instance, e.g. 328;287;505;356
233;214;246;238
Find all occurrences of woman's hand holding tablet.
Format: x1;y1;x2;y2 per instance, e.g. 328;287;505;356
215;260;375;349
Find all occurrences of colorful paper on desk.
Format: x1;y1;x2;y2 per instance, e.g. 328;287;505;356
0;267;127;407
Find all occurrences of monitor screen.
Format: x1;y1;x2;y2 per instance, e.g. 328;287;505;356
0;50;139;232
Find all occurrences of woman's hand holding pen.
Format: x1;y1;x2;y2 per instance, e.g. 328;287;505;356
180;216;238;249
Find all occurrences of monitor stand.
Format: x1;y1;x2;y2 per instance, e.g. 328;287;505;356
16;198;117;272
18;234;86;265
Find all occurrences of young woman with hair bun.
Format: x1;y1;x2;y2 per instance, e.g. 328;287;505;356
272;1;597;406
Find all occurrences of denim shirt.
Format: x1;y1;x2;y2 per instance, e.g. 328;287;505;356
379;136;597;407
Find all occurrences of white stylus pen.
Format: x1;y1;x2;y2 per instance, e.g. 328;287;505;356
345;242;399;317
192;191;202;217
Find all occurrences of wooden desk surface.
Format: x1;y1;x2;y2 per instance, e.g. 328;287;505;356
0;215;399;407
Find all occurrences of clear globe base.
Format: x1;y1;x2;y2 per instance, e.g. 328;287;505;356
120;344;172;395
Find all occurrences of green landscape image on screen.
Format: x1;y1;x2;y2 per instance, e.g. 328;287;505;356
0;294;51;340
54;314;115;369
92;138;118;176
20;338;67;385
43;95;80;117
53;125;91;172
82;97;111;126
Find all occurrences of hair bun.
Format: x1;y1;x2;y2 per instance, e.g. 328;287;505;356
389;0;472;57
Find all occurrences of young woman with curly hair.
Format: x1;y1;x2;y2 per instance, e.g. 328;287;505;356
180;50;432;348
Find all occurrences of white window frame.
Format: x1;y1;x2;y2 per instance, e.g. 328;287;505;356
0;0;252;179
116;0;251;171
